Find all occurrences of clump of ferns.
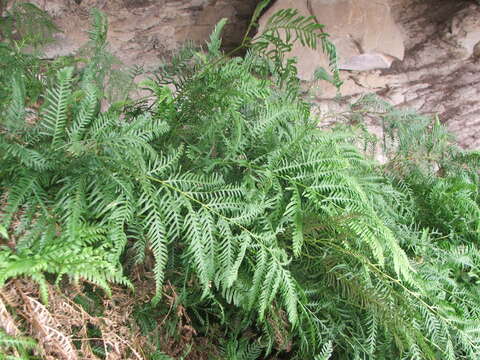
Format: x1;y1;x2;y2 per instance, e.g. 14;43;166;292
1;2;480;360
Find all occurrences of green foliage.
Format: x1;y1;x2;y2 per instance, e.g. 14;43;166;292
220;338;263;360
0;2;59;48
251;7;341;91
328;95;480;359
0;330;37;360
0;9;135;298
148;352;175;360
0;3;479;360
0;3;73;114
0;224;7;239
315;341;333;360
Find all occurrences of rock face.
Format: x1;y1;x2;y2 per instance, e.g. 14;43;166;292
311;0;404;70
448;4;480;59
258;0;405;79
29;0;258;69
385;0;480;149
330;0;480;150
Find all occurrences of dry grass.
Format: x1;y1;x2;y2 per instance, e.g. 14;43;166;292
0;273;222;359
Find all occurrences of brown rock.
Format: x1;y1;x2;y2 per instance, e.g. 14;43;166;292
448;4;480;59
340;53;395;71
29;0;259;69
310;0;404;59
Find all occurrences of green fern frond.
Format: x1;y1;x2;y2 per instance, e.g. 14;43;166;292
315;341;333;360
69;82;99;142
40;66;74;148
0;329;37;359
88;8;108;48
207;18;228;56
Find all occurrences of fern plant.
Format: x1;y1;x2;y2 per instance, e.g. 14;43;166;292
322;94;480;359
0;10;140;298
142;13;480;360
0;2;59;48
139;14;475;360
219;338;264;360
0;330;37;360
0;2;74;115
1;2;480;360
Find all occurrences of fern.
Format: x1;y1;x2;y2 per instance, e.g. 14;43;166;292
251;7;341;92
0;330;37;360
1;4;480;360
220;338;264;360
315;341;333;360
0;3;65;112
0;2;59;48
41;67;74;148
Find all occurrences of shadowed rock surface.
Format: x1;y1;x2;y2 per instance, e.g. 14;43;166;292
385;0;480;149
29;0;258;69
